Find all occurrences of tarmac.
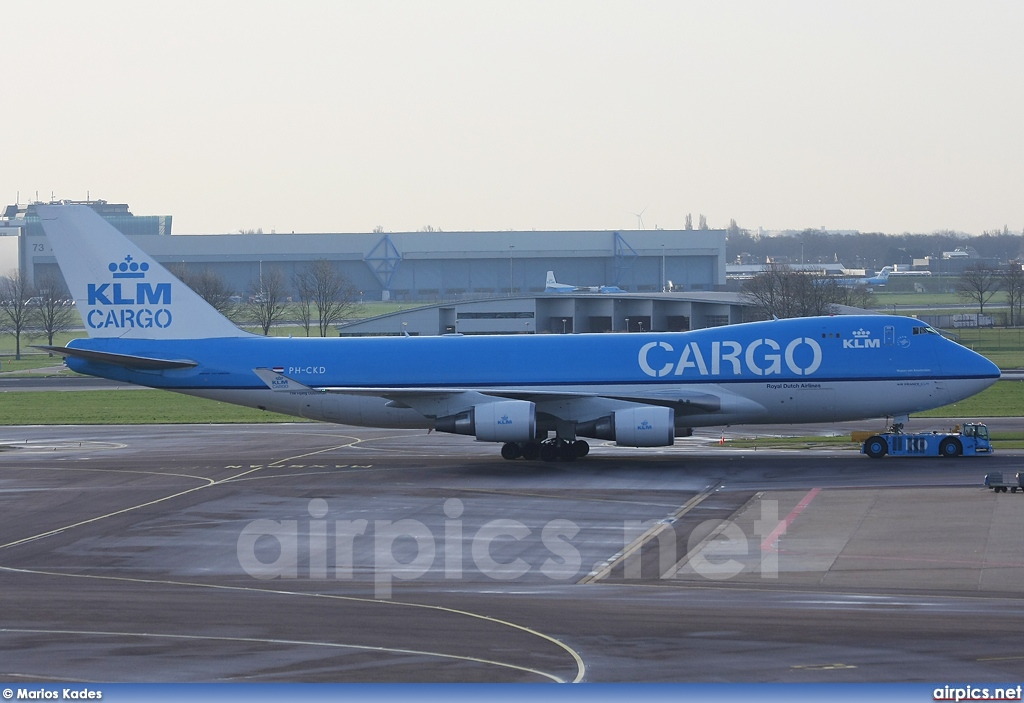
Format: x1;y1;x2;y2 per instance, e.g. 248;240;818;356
1;422;1023;682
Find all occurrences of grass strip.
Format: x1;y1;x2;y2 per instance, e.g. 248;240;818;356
914;380;1023;417
0;389;305;425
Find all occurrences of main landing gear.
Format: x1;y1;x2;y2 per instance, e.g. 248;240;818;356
501;438;590;462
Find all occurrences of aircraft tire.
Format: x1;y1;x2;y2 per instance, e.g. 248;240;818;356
939;437;962;458
501;442;522;460
573;440;590;458
521;442;541;461
539;442;558;462
558;441;577;462
864;436;888;459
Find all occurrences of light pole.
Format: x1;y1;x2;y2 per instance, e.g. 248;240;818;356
562;318;567;334
625;317;630;333
509;245;514;297
661;244;666;293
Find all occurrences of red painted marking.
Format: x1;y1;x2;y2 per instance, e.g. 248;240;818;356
761;487;821;552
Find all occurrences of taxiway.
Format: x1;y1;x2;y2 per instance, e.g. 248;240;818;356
1;423;1022;683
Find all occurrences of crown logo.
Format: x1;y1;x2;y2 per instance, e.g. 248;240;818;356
108;255;150;279
852;328;871;338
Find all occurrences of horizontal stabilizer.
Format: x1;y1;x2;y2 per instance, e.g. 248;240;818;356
36;345;198;370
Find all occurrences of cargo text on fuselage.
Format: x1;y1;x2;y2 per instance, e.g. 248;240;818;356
638;337;823;378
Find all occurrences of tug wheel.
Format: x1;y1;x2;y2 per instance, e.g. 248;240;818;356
864;436;887;459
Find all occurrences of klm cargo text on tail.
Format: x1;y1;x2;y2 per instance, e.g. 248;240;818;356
85;255;173;330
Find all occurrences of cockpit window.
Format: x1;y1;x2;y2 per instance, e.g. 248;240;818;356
912;325;940;335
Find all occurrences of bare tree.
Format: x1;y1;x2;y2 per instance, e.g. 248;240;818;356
32;272;78;348
292;269;315;337
1002;263;1024;327
684;214;692;230
245;267;289;335
191;269;237;318
831;283;875;311
292;259;359;337
742;262;797;319
956;265;1000;317
0;270;35;360
168;263;192;285
698;214;708;230
741;263;842;319
806;279;841;317
171;264;238;319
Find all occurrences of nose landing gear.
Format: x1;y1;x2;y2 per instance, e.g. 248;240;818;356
501;438;590;462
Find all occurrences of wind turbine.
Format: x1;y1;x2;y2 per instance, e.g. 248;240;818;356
631;205;648;230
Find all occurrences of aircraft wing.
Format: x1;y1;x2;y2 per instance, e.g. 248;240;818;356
252;368;724;418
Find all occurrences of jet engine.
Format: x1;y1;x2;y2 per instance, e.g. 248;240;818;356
577;406;675;447
434;400;536;442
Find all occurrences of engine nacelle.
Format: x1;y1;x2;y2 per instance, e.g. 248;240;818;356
577;406;675;447
613;406;675;446
434;400;536;443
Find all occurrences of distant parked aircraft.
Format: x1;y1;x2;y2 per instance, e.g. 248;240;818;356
544;271;625;294
835;266;933;288
869;266;932;284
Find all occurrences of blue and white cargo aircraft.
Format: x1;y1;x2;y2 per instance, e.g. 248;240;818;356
37;204;1000;461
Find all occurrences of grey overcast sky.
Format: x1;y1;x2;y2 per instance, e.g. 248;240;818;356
6;1;1023;235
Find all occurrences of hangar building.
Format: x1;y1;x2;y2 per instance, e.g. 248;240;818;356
338;292;751;336
11;201;727;302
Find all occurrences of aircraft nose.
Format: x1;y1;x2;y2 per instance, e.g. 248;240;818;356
948;344;1000;402
982;354;1001;379
966;344;1001;380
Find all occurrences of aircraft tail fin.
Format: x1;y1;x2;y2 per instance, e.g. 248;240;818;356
546;271;558;287
36;204;249;340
